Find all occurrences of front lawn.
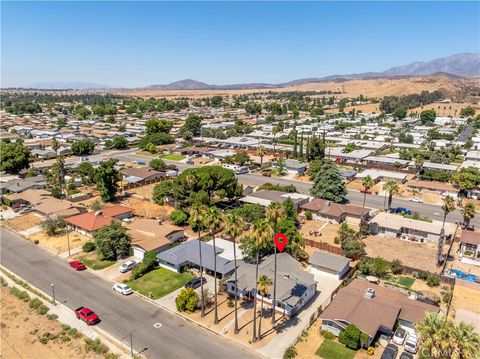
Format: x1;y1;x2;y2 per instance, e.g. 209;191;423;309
162;154;185;161
316;340;356;359
386;275;416;289
79;253;116;270
125;267;194;299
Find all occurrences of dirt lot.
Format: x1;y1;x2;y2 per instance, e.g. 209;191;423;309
120;196;174;219
27;231;90;255
126;183;157;200
0;286;100;359
347;180;382;194
2;213;43;232
363;235;440;273
450;281;480;318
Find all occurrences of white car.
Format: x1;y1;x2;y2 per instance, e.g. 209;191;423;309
404;337;418;354
409;197;423;203
392;327;407;345
119;260;138;273
112;283;133;295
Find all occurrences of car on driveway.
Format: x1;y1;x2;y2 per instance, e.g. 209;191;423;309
69;260;86;271
119;260;138;273
392;328;407;345
381;344;399;359
75;307;100;325
409;197;423;203
399;352;413;359
404;337;418;354
112;283;133;295
185;277;206;289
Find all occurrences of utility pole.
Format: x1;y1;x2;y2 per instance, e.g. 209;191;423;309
66;225;71;257
51;283;56;305
130;333;134;358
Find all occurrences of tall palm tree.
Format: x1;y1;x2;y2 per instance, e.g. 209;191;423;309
361;175;375;210
382;180;399;212
265;202;285;324
461;202;476;228
189;203;208;317
450;321;480;359
251;220;272;342
416;312;450;359
205;207;223;324
257;145;266;167
438;195;456;265
414;156;424;178
257;275;272;340
224;213;244;334
272;128;278;155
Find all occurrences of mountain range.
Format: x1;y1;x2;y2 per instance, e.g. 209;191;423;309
22;52;480;90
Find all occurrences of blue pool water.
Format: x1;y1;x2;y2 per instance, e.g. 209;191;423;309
447;269;478;283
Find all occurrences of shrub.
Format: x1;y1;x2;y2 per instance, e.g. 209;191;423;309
105;353;120;359
82;241;96;253
305;210;312;220
320;329;336;340
170;210;188;226
283;345;297;359
441;289;452;304
227;299;234;308
84;338;109;354
67;327;79;338
360;331;370;348
0;276;7;286
175;288;198;312
426;275;440;287
10;287;30;302
46;314;58;321
39;332;57;345
61;324;71;331
367;347;375;355
390;259;403;275
37;304;49;315
41;218;67;236
29;297;43;309
338;324;361;350
131;263;148;280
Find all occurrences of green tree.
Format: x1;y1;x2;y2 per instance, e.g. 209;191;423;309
438;195;455;265
152;180;173;205
452;167;480;192
210;95;223;107
257;145;267;167
149;158;167;171
382;180;399;211
106;136;128;149
257;274;272;340
170;210;188;225
93;222;131;260
420;109;436;125
0;141;31;173
310;160;347;203
245;102;262;116
308;135;325;161
175;288;198;312
361;176;374;210
71;141;95;156
459;106;476;118
41;218;67;236
393;107;407;120
461;202;476;227
78;162;95;185
146;118;173;134
94;158;121;202
339;324;361;350
181;115;202;135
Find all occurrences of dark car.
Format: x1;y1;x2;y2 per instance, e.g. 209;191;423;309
185;277;206;289
399;352;414;359
381;344;399;359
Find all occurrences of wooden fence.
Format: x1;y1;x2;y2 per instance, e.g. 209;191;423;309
305;239;344;255
121;177;166;191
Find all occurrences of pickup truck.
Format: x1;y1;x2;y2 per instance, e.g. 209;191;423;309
75;307;100;325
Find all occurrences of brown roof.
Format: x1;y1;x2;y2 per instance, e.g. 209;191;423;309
320;279;439;337
64;206;131;232
5;189;50;205
459;231;480;245
407;180;457;192
100;205;133;217
34;198;84;217
127;218;183;251
301;198;368;219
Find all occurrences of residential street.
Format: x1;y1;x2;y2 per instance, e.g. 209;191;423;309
0;228;258;359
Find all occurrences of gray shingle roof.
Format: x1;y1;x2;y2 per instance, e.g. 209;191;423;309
310;251;350;272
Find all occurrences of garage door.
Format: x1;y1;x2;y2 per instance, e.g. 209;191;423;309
132;247;145;260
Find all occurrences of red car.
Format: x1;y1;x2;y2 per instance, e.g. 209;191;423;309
69;260;86;271
75;307;100;325
360;189;372;194
262;172;271;177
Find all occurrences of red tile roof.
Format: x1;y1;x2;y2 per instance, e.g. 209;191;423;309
65;205;132;232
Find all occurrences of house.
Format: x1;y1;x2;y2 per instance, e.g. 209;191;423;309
31;148;57;160
407;180;458;195
310;251;351;280
371;212;456;243
301;198;370;224
127;218;184;259
226;253;316;317
64;205;133;236
240;190;310;209
157;238;242;278
3;189;51;206
458;231;480;266
3;175;47;193
34;197;85;218
320;278;439;346
356;169;407;183
278;159;307;174
122;167;164;184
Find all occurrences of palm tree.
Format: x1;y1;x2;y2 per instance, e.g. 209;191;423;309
189;203;208;317
361;175;375;210
382;180;399;212
251;220;272;342
414;156;424;178
272;128;278;155
265;202;285;324
224;213;244;334
438;195;456;265
257;274;272;340
461;202;476;228
257;145;266;167
205;207;223;324
416;312;450;359
450;321;480;359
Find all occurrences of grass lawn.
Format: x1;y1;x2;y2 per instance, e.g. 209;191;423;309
79;253;116;270
386;275;416;289
125;267;194;299
316;340;356;359
161;154;185;161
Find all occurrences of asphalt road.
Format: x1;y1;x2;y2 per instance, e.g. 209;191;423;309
33;150;479;226
0;228;258;359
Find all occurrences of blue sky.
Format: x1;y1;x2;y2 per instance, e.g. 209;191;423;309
2;1;479;87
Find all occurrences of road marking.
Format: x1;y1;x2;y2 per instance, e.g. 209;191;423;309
153;322;162;328
434;212;440;215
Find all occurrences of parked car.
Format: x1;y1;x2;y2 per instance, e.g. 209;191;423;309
404;337;418;354
392;328;407;345
185;277;206;289
393;207;412;215
262;172;271;177
360;189;372;194
112;283;133;295
399;352;414;359
409;197;423;203
119;260;138;273
75;307;99;325
137;161;146;165
12;203;29;212
69;260;86;271
381;344;399;359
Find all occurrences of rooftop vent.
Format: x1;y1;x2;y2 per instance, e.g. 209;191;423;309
364;288;375;299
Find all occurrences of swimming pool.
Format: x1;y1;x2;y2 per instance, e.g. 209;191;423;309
446;269;479;283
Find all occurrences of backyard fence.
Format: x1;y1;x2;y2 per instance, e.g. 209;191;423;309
121;177;166;191
305;239;344;255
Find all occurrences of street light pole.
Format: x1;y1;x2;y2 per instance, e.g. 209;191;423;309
130;333;134;358
51;283;56;305
66;225;71;257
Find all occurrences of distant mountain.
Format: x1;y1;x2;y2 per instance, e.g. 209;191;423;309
381;53;480;77
26;81;110;89
143;79;276;90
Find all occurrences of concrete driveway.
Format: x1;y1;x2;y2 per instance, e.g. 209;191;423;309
95;257;140;282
